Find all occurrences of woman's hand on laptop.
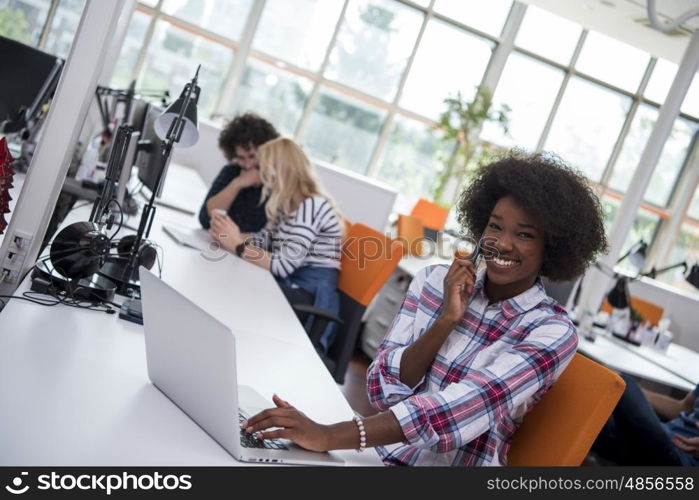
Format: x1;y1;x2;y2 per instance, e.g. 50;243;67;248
242;394;332;452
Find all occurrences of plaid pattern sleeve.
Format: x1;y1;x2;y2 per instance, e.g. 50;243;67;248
366;267;431;412
367;264;578;466
389;317;577;453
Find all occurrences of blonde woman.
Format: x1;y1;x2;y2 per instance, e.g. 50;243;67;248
209;137;343;351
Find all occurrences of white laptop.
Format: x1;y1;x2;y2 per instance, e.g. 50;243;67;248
139;267;345;466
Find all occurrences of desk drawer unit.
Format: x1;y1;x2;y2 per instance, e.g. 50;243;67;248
361;268;411;359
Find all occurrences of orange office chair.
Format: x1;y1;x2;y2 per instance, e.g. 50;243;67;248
600;296;664;326
396;214;424;256
410;198;449;232
507;353;626;466
294;223;404;383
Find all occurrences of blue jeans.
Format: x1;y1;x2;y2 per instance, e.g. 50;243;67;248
592;374;686;465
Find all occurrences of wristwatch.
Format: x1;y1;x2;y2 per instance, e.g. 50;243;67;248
235;241;247;257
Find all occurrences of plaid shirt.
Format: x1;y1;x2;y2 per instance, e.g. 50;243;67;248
367;264;578;466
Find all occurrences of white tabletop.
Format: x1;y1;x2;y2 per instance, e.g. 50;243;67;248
577;332;696;393
0;163;382;466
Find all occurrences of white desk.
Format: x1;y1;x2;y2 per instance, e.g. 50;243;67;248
0;164;382;466
576;334;696;393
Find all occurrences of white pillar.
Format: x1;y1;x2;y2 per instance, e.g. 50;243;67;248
0;0;127;296
578;28;699;315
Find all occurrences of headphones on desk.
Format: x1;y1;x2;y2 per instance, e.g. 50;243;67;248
114;235;158;270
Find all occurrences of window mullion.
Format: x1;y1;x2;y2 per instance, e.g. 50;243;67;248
364;2;433;178
535;30;587;153
37;0;60;49
294;0;350;140
214;0;267;117
650;135;699;269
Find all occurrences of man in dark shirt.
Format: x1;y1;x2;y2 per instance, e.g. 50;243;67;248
198;113;279;233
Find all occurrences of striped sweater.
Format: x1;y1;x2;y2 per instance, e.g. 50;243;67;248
250;196;342;279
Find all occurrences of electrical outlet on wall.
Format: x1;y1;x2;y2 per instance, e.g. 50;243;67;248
1;229;33;284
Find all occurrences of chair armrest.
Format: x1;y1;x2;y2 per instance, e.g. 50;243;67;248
291;304;344;325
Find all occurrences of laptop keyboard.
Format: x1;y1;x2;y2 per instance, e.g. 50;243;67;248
238;411;289;450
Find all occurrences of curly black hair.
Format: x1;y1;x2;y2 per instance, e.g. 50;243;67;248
457;150;608;282
218;113;279;161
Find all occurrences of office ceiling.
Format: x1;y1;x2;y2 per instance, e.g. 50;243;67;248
519;0;698;65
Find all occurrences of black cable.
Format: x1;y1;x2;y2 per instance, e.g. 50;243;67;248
107;198;125;243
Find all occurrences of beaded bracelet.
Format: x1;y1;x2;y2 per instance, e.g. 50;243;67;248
353;415;366;452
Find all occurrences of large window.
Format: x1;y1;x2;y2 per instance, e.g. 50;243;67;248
643;119;697;207
609;104;658;194
689;186;699;221
661;223;699;294
480;52;564;150
0;0;50;45
227;59;313;137
602;195;662;274
544;78;631;182
252;0;343;72
111;10;151;89
645;58;677;105
575;31;650;93
42;0;83;58
432;0;512;37
162;0;254;40
399;18;493;120
514;5;581;65
138;20;234;118
374;115;453;213
299;88;386;174
324;0;423;101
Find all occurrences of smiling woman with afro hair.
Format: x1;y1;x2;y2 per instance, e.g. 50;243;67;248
236;150;610;467
457;150;608;283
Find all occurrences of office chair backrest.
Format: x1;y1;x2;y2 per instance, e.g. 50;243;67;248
507;353;625;466
410;198;449;231
396;214;424;257
326;224;404;383
600;296;664;326
338;223;404;307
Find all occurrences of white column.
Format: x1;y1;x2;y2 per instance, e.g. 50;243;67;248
0;0;127;296
578;28;699;315
213;0;267;115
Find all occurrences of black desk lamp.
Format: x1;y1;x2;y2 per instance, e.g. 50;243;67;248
40;66;201;303
100;66;201;295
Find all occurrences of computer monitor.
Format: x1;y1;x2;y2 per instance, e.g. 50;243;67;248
0;35;62;131
135;104;170;198
542;276;580;312
129;98;150;134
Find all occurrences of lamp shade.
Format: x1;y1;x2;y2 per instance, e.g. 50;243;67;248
154;83;200;148
686;264;699;290
628;241;647;269
607;276;630;309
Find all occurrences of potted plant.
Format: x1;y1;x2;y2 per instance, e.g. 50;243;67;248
431;85;510;205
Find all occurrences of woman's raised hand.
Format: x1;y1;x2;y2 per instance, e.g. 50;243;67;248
439;256;477;325
209;211;243;253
